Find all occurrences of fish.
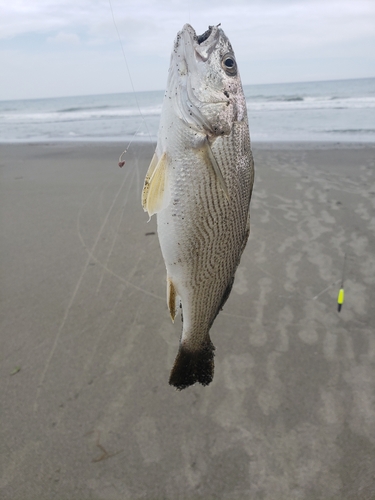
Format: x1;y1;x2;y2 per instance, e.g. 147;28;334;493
142;23;254;390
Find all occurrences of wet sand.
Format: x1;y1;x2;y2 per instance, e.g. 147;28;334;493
1;141;375;499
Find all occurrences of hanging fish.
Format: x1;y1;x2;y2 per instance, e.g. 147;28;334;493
142;24;254;390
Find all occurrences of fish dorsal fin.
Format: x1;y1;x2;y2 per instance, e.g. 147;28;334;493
204;137;229;201
167;276;178;322
142;152;169;216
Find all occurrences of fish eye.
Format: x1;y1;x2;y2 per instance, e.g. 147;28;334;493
222;54;237;76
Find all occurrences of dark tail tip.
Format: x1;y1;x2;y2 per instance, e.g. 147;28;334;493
169;341;215;390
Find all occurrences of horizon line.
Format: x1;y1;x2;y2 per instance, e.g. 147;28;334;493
1;75;374;103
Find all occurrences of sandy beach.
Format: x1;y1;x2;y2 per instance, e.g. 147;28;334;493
1;140;375;499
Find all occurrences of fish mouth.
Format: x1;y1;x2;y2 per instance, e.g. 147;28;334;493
197;25;218;44
181;24;221;60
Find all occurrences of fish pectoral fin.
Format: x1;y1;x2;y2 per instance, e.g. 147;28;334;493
142;152;158;211
142;152;169;216
205;137;229;201
167;277;178;322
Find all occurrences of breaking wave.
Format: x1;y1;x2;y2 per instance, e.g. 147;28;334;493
1;78;374;142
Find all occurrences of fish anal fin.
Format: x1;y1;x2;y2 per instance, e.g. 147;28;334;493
167;277;178;322
169;340;215;390
142;152;169;216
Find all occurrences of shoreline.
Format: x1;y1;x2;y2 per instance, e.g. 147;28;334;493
2;139;375;150
1;140;375;499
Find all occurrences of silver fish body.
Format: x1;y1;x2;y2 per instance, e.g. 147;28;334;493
142;24;254;389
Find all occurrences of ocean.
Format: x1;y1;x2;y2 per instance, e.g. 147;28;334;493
0;78;374;143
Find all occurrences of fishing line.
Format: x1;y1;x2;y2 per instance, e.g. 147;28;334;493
108;0;153;164
118;122;143;167
312;279;341;301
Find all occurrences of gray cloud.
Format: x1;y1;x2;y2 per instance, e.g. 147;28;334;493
1;0;374;99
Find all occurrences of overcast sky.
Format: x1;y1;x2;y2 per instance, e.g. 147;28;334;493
1;0;375;100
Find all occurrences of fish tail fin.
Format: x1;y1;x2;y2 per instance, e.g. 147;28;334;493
169;340;215;390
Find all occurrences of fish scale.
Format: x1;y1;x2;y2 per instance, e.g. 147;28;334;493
142;24;254;389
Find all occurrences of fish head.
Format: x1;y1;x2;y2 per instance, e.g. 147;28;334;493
168;24;247;139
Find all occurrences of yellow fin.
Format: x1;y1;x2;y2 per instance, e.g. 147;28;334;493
167;277;178;322
142;152;169;216
205;137;229;201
